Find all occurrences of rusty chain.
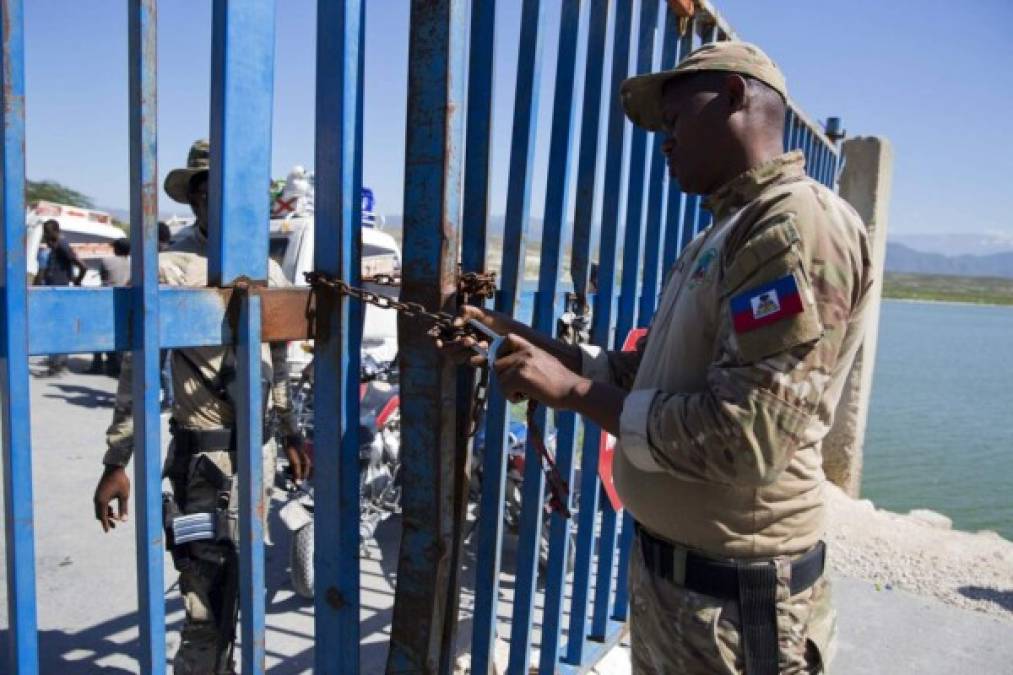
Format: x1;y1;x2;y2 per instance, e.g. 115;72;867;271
305;269;497;437
306;268;573;516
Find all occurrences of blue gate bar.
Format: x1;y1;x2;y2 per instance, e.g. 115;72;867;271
446;1;497;668
617;4;681;620
681;192;701;246
470;0;547;669
312;1;364;671
638;4;679;324
810;129;820;178
565;0;632;662
236;291;266;672
541;2;608;669
790;114;803;151
815;142;824;185
814;133;823;180
462;0;495;276
807;127;817;170
127;1;165;671
207;3;276;670
392;0;470;669
569;0;608;304
826;144;835;184
208;0;275;286
508;1;580;671
678;29;701;250
591;0;658;640
0;1;38;671
810;136;819;178
814;140;822;184
691;11;719;238
661;17;696;272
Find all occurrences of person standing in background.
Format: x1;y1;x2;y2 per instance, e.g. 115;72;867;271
89;238;131;376
39;219;86;376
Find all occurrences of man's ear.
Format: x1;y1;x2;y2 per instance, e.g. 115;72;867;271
725;74;748;112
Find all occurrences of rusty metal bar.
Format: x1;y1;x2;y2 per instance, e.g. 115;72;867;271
386;0;467;671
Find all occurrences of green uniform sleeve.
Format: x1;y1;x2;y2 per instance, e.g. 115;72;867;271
103;352;135;467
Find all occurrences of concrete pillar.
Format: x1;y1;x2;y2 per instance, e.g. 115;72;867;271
822;137;893;497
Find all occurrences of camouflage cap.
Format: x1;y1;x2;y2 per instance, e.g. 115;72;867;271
620;41;787;132
164;139;210;204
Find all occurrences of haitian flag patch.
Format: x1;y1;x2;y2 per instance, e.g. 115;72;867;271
730;274;805;333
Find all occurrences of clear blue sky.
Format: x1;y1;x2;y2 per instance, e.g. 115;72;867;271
22;0;1013;236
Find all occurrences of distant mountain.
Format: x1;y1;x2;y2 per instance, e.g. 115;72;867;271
886;242;1013;279
890;232;1013;257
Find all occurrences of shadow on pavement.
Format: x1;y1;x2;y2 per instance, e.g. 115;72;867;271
958;586;1013;614
0;598;185;673
43;383;117;408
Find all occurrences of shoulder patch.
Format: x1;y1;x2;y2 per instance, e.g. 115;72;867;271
687;248;717;288
730;274;804;333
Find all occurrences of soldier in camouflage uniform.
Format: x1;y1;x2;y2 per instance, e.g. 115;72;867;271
92;140;312;674
443;42;871;674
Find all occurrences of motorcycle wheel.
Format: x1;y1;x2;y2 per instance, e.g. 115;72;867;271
290;521;315;599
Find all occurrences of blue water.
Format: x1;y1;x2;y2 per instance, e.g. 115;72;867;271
863;300;1013;538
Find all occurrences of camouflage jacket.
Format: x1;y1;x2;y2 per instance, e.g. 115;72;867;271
103;225;299;467
581;151;873;557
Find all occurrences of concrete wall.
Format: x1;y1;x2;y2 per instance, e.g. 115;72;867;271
823;137;894;497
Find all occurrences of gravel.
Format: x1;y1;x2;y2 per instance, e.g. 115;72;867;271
824;483;1013;620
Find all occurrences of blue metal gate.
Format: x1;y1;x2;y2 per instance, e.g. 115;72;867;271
1;0;840;673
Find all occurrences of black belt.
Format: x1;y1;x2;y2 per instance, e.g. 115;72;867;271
169;423;235;453
636;524;826;675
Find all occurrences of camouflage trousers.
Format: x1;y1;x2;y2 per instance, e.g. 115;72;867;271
166;439;277;675
629;537;836;674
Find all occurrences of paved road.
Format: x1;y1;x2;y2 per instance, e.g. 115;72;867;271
1;360;1011;673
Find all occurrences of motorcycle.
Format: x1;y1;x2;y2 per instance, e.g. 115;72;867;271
470;418;577;573
278;354;402;599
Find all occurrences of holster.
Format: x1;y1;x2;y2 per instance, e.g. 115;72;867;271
163;423;239;572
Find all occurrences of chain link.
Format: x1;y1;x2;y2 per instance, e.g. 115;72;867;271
307;269;573;512
457;270;497;305
306;270;460;339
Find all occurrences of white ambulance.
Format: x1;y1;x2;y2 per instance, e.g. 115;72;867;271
26;200;125;287
269;180;400;376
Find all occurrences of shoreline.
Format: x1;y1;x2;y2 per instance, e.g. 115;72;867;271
881;295;1013;309
825;483;1013;620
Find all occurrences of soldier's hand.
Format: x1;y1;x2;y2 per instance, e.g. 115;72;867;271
436;305;521;367
285;435;312;483
494;333;586;407
93;464;130;532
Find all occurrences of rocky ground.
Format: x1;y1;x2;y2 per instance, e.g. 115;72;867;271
824;482;1013;618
